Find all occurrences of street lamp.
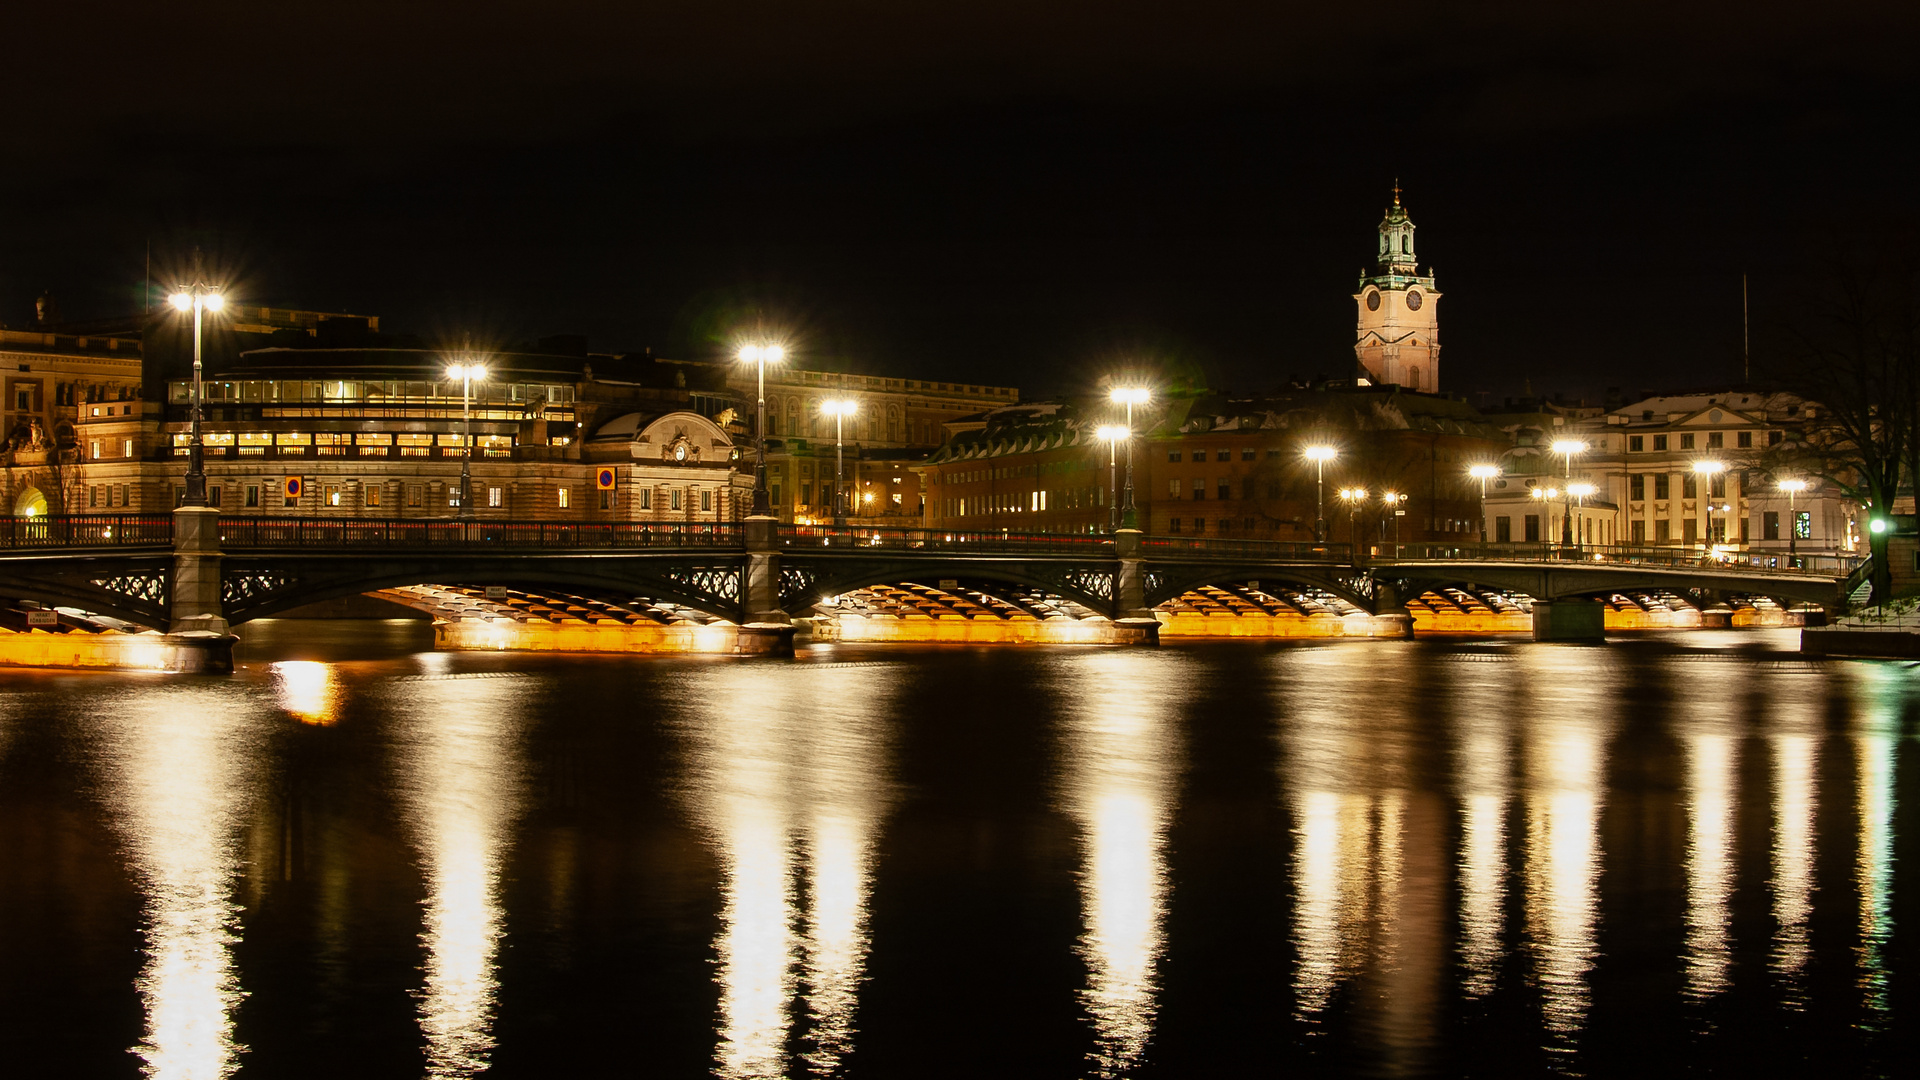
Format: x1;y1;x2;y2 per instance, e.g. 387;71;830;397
1468;464;1500;543
1304;445;1337;543
1109;387;1150;529
1096;424;1129;532
738;344;786;516
167;284;226;507
1693;460;1726;553
1382;489;1408;551
1778;478;1807;564
1338;487;1368;550
1529;485;1560;549
444;360;488;518
1568;481;1596;549
822;399;857;526
1550;439;1586;546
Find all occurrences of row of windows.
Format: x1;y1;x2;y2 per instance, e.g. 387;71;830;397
1627;472;1731;500
937;487;1105;517
1168;448;1276;463
169;379;577;406
1626;430;1779;452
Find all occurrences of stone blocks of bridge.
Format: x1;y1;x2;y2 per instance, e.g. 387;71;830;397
165;506;237;673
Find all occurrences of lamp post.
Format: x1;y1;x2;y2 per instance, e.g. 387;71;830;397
444;360;488;519
1339;487;1368;551
1109;387;1150;529
1382;490;1408;551
1568;481;1596;550
1096;424;1128;532
1304;445;1337;543
1693;460;1726;554
1530;485;1560;550
167;284;226;506
1468;464;1500;543
823;399;857;526
1550;439;1586;546
738;344;786;516
1778;478;1807;564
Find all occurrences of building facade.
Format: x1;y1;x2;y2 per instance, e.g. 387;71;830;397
1354;186;1442;394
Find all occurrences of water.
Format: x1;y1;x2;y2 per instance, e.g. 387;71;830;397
1;622;1916;1078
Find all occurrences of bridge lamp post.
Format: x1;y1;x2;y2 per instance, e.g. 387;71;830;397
1778;478;1807;564
1567;482;1596;550
444;361;488;519
738;344;786;516
168;285;226;507
1304;446;1337;543
1109;387;1150;529
1382;489;1408;551
1468;464;1500;543
1550;439;1586;546
1529;486;1559;551
822;399;857;527
1338;487;1368;550
1693;460;1726;554
1096;425;1129;533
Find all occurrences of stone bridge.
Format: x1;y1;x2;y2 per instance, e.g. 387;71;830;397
0;511;1869;666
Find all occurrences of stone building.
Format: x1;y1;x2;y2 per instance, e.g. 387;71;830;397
1354;185;1442;394
0;325;145;516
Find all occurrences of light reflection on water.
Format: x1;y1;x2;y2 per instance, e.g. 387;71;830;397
1058;652;1183;1078
1516;646;1611;1052
1766;679;1821;1001
1447;653;1514;1000
95;688;265;1080
1682;725;1738;1001
680;664;896;1079
1848;663;1903;1023
389;675;529;1077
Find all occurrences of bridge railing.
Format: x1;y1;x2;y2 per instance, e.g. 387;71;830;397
1142;536;1354;562
778;525;1120;554
1370;540;1864;577
216;517;746;550
0;514;174;549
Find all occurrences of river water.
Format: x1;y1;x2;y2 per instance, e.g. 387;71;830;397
0;623;1914;1078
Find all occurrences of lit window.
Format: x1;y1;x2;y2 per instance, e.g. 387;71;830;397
488;487;503;508
557;487;571;509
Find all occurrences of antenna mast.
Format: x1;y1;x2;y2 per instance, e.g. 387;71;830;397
1742;272;1750;384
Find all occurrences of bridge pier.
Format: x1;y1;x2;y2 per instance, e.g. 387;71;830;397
1112;530;1162;645
1531;600;1607;642
166;506;237;673
1367;580;1416;639
740;516;796;657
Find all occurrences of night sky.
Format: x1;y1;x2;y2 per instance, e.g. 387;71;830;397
5;3;1915;402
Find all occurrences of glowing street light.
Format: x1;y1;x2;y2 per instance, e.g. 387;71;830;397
1382;489;1408;550
1777;477;1808;563
1468;464;1500;543
737;343;786;516
1338;487;1368;549
1096;424;1129;532
1693;460;1726;552
1550;439;1586;546
444;360;489;519
1304;445;1337;543
168;283;226;507
1109;386;1151;530
821;399;858;526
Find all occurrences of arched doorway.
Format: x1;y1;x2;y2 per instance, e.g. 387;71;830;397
12;487;47;517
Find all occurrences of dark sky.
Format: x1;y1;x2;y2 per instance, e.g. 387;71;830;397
5;2;1915;401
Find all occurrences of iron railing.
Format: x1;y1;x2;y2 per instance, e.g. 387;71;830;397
1142;536;1354;562
0;515;174;549
777;525;1120;554
216;518;746;550
1370;541;1862;577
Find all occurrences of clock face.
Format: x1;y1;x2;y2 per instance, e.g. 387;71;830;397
1405;289;1423;311
1366;290;1381;312
673;444;687;461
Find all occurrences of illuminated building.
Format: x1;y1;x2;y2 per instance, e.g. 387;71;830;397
1354;184;1442;394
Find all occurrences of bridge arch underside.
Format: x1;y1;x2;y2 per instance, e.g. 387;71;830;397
0;556;173;631
1143;563;1380;614
1385;566;1842;613
221;555;750;627
782;557;1117;617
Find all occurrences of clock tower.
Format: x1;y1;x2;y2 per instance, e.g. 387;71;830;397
1353;183;1441;393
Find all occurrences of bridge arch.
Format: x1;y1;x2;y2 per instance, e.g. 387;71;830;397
1143;563;1380;614
780;557;1117;617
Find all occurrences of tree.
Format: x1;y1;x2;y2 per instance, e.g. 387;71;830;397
1765;263;1917;604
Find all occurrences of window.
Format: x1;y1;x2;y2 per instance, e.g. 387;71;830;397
1794;511;1811;540
1241;449;1256;461
1217;479;1231;500
407;484;423;508
244;485;259;507
600;490;614;510
557;487;570;509
641;489;653;510
1707;432;1723;449
1629;435;1644;452
700;489;712;512
1655;519;1671;543
209;486;222;507
1218;519;1231;533
398;434;433;457
1215;450;1230;462
1737;431;1752;448
1495;516;1511;543
488;487;503;508
1680;433;1695;450
1654;474;1670;499
1524;514;1540;542
1763;511;1780;540
1192;479;1205;500
1629;474;1645;500
324;484;342;507
90;440;100;460
671;489;682;510
1682;474;1697;498
1769;430;1784;446
88;486;99;508
1630;520;1645;543
284;486;299;508
15;388;30;411
1168;517;1181;533
1167;451;1181;462
366;485;381;508
1168;479;1181;498
117;484;128;507
123;439;134;457
1683;519;1698;545
1653;435;1668;451
316;433;349;456
1710;474;1726;498
770;484;780;507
